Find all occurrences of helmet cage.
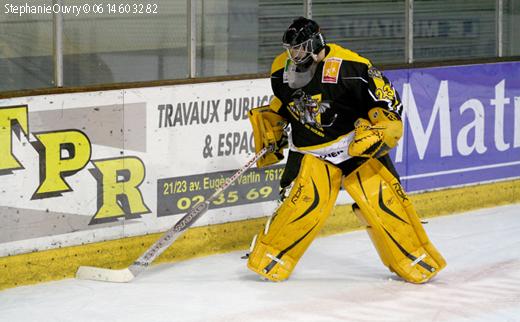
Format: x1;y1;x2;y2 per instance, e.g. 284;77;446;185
283;38;315;65
283;30;325;66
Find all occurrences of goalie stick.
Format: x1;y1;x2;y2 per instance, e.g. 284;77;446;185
76;145;272;283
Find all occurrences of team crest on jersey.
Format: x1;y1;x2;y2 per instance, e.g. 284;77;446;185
322;57;342;83
288;90;337;134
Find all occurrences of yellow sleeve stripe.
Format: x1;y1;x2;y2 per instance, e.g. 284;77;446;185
271;51;289;75
326;44;371;67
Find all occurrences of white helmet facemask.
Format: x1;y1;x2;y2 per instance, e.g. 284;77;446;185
281;18;326;89
283;38;322;89
283;38;317;65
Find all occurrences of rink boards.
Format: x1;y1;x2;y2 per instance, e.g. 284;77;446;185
1;61;520;289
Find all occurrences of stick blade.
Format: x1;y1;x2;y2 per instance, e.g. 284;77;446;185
76;266;135;283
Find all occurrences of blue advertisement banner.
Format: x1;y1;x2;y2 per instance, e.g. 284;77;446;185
385;62;520;192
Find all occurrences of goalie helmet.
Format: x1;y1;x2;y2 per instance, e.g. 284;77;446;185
282;17;326;66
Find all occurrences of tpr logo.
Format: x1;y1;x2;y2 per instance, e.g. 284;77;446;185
0;105;150;224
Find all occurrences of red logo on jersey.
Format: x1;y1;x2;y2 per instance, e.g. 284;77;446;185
322;58;342;83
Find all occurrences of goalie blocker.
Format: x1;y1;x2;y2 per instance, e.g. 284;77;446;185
247;155;446;283
248;105;287;168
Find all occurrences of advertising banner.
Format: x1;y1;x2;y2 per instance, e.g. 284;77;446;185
386;62;520;192
0;79;278;256
0;62;519;256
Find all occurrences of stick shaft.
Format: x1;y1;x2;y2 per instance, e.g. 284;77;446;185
130;147;270;273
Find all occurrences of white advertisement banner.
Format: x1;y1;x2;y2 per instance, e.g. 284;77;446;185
0;78;312;256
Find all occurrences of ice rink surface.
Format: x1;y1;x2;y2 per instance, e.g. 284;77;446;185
1;204;520;322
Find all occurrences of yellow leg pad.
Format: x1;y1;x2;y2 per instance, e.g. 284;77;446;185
247;155;342;281
344;159;446;283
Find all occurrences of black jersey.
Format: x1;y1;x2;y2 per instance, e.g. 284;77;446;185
269;44;402;164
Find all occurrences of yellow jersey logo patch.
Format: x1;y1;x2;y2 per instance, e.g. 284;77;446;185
322;57;342;84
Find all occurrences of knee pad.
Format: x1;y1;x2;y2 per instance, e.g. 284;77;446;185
344;159;446;283
247;154;342;281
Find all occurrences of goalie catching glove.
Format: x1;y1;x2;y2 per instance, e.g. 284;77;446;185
249;105;287;168
348;107;403;158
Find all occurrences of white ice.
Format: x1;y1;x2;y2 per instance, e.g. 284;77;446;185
1;204;520;322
